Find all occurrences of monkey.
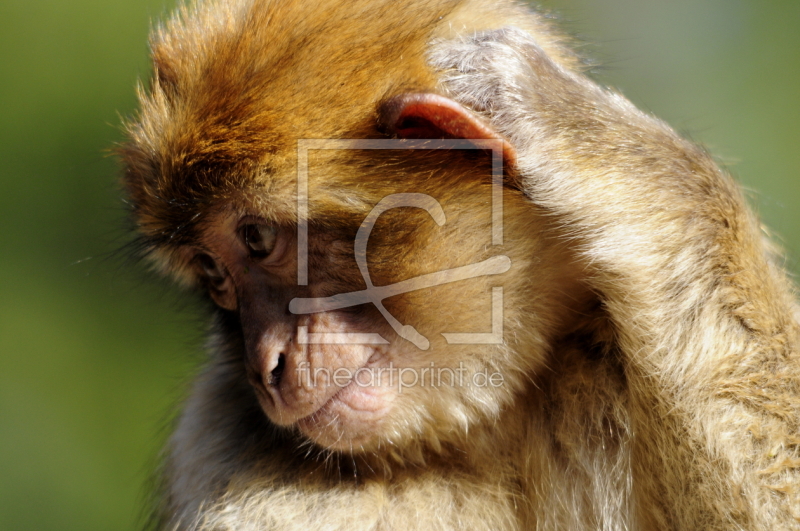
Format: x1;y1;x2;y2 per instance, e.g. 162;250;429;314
120;0;800;529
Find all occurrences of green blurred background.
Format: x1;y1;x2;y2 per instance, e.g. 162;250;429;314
0;1;798;529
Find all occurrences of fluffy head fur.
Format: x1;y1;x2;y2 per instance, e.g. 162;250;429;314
121;0;575;277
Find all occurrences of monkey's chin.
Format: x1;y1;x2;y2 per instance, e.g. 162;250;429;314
295;380;398;452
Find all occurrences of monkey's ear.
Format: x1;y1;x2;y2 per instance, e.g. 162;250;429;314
379;93;517;165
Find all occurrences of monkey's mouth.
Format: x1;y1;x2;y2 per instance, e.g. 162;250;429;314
249;350;396;450
285;354;397;451
296;377;395;451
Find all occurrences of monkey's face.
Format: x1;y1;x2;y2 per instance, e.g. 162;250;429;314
123;104;589;455
174;148;586;454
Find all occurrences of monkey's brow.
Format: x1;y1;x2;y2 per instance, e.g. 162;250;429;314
288;254;510;314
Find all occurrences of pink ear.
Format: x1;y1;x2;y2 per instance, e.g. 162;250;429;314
380;93;517;165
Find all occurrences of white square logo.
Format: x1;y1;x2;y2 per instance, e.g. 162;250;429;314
290;139;509;350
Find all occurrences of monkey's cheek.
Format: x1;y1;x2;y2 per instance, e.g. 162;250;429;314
296;381;398;451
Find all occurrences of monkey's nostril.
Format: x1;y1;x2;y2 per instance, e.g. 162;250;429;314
268;354;286;387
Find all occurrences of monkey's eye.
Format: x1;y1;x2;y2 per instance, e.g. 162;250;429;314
195;253;227;288
240;224;278;259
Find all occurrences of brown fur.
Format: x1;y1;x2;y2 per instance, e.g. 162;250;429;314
120;1;800;529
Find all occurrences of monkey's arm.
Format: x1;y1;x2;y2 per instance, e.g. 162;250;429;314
432;28;800;527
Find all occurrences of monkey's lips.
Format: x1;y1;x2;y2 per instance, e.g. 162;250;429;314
295;373;397;451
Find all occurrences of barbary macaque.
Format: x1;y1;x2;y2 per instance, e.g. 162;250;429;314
120;0;800;529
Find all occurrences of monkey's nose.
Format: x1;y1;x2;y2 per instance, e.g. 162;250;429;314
267;353;286;387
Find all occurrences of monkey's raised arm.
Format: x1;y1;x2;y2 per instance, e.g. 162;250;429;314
422;27;800;527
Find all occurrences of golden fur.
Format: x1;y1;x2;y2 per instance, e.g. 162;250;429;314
120;1;800;529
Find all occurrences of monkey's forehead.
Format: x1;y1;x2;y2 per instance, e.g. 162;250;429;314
119;0;573;250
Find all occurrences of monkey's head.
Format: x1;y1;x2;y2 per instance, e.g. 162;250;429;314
121;0;587;456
